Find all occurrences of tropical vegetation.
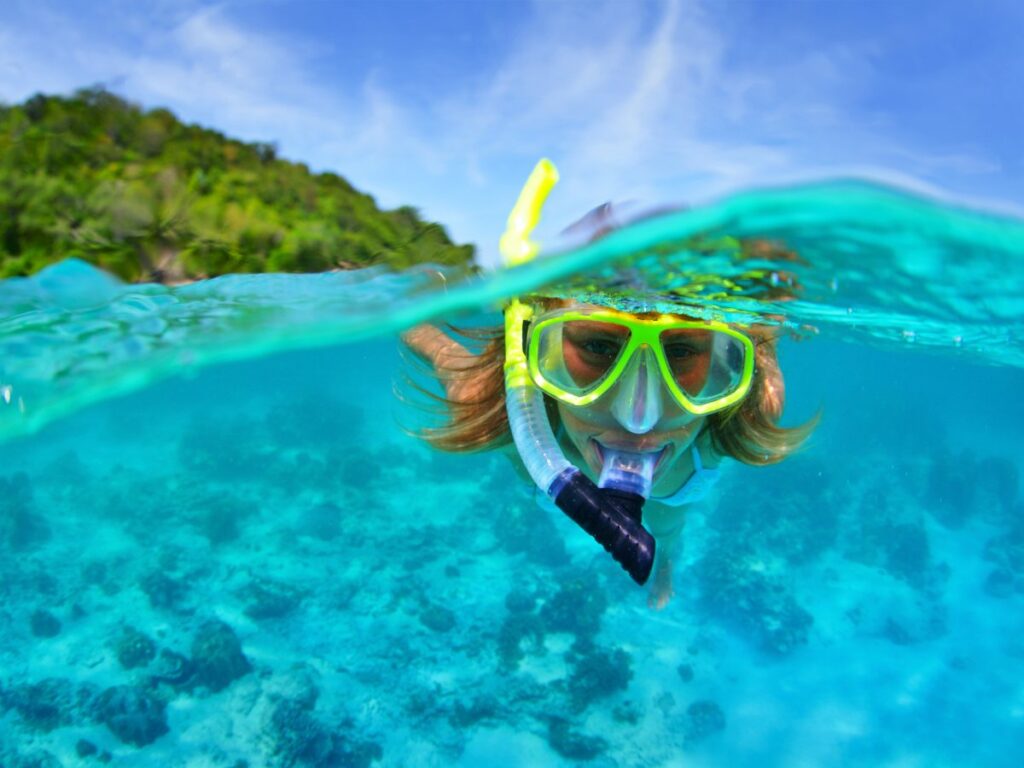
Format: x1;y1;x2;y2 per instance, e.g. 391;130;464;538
0;88;474;282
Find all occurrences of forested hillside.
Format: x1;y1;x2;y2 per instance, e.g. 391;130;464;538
0;88;474;282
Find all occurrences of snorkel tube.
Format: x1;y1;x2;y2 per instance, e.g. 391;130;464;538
501;160;655;585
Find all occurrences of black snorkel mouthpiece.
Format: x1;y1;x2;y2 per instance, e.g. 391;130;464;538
551;469;655;585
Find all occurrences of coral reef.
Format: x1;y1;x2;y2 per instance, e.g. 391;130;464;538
115;625;157;669
682;700;726;746
492;498;569;567
926;449;1020;528
565;644;633;712
267;698;341;767
2;678;91;732
190;619;252;692
611;699;642;725
266;698;382;768
1;346;1018;767
147;648;196;689
29;609;61;638
983;512;1024;597
139;570;188;611
265;394;364;453
882;523;933;589
539;573;608;640
546;717;608;762
298;501;344;541
418;602;457;633
708;456;838;565
0;749;65;768
75;739;99;758
93;685;169;747
194;495;250;545
844;477;944;593
241;580;303;620
846;588;947;646
449;694;501;727
493;572;615;674
1;473;50;550
504;587;537;614
496;609;546;671
178;417;273;481
694;543;813;655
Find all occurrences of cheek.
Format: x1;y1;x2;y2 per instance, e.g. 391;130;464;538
556;403;607;453
555;404;603;472
558;403;595;439
656;413;706;448
655;399;705;433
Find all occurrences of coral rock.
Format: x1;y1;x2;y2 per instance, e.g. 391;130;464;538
4;678;87;732
683;700;726;746
546;717;607;762
190;620;252;692
418;603;456;633
93;685;168;747
116;626;157;670
29;610;61;638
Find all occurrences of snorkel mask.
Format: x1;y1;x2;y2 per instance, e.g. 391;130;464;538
500;160;755;585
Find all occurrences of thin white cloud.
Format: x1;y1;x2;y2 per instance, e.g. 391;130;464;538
135;8;347;141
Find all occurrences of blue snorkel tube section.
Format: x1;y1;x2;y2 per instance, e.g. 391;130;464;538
503;333;656;585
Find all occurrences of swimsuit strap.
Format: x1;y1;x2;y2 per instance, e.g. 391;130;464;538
651;444;722;507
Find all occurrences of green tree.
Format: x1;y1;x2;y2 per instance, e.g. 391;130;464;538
0;89;475;281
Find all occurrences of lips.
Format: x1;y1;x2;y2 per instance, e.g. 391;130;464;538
591;439;671;475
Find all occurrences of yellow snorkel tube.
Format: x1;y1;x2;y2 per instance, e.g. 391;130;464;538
500;159;655;586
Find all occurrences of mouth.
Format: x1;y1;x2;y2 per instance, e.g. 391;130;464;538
591;439;671;475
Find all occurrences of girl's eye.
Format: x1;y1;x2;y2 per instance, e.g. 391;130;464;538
581;338;622;358
664;343;699;360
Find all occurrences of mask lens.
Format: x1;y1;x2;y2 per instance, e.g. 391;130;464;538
532;311;751;410
660;328;747;404
660;327;713;396
535;319;630;396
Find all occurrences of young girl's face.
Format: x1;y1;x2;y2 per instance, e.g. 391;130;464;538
534;300;743;495
553;314;711;495
557;394;706;497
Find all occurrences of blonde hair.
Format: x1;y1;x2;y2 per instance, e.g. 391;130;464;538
402;318;816;465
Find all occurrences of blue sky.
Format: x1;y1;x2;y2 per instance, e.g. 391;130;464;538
1;0;1022;267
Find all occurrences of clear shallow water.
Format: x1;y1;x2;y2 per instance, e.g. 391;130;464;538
1;181;1022;767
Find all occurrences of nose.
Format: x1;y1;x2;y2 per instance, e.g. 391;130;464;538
610;346;663;434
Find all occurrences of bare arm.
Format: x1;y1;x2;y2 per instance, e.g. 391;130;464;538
401;324;493;404
402;324;471;370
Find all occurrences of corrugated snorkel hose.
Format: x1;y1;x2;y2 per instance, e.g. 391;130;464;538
500;159;654;585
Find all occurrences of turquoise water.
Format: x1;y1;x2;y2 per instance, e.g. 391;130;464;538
1;181;1022;766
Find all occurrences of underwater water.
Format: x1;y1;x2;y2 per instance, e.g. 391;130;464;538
1;181;1023;767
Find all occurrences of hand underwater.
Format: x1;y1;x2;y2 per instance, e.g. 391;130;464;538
648;558;676;610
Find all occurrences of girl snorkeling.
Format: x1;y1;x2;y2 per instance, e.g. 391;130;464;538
404;161;814;608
